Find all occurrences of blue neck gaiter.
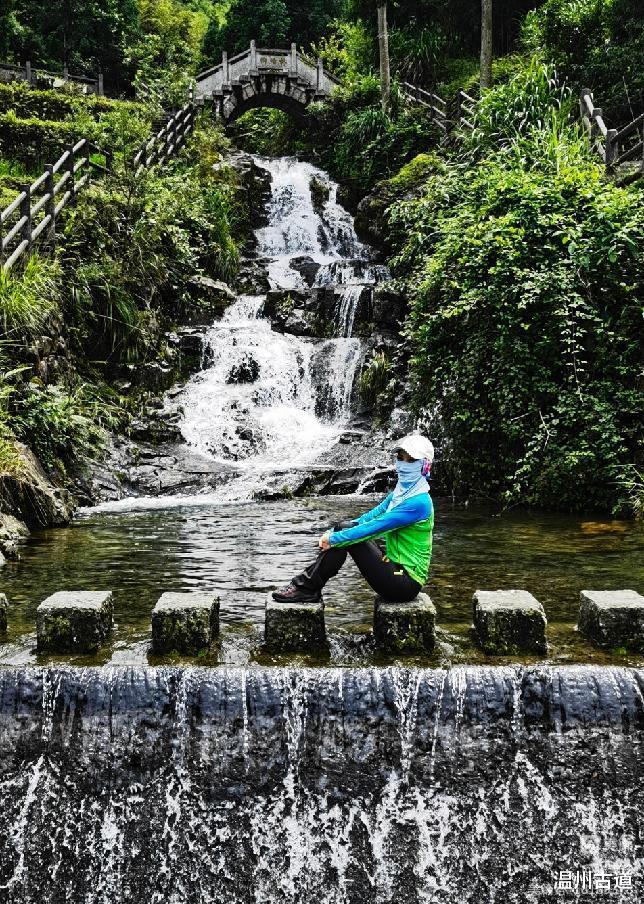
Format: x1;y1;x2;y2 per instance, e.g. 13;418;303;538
394;459;424;488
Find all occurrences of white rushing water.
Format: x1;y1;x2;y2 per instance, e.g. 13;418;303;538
174;156;385;500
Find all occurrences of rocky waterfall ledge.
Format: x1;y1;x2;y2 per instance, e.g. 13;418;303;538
0;664;641;903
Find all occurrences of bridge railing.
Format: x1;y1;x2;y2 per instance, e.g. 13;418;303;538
195;42;340;98
0;139;110;272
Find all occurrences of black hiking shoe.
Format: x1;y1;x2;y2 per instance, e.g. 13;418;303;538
271;583;321;604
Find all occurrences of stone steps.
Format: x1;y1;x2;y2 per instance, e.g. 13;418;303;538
1;587;643;658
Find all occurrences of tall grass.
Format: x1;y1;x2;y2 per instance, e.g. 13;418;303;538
0;255;61;337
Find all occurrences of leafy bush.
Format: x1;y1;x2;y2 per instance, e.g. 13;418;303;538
0;82;144;122
387;127;644;514
311;77;440;194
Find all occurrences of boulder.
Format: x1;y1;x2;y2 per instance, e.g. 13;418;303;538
186;276;237;324
36;590;113;653
227;354;260;384
372;284;409;330
288;255;321;287
0;442;74;531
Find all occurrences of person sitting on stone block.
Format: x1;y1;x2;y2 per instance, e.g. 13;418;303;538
272;433;435;604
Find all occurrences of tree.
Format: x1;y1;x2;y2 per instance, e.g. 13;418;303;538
201;0;290;61
480;0;493;89
376;0;390;113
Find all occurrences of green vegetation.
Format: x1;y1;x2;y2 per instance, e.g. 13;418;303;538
0;83;244;478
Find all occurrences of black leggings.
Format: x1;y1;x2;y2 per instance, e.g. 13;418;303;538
291;521;422;603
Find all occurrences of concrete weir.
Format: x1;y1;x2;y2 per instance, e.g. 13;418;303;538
35;590;113;653
0;665;641;903
151;591;220;654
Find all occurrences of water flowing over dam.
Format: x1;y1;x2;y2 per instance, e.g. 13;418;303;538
0;665;642;903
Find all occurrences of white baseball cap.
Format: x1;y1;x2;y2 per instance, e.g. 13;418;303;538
393;433;435;463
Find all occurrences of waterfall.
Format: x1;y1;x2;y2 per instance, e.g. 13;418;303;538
174;157;386;500
0;665;641;903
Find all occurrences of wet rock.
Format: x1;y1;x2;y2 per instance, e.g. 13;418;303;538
235;258;271;294
0;593;7;631
373;593;436;654
213;152;272;229
185;276;237;324
36;590;114;653
310;176;330;212
0;512;29;558
264;593;327;652
0;442;74;530
359;467;396;494
151;592;220;655
227;354;260;384
473;590;548;655
577;590;644;652
289;255;321;287
372;283;408;329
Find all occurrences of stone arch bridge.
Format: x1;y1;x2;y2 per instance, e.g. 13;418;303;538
194;41;340;123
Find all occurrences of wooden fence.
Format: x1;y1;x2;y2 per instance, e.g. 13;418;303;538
402;79;643;180
0;102;199;273
580;88;644;178
0;139;110;272
0;60;103;95
133;103;198;176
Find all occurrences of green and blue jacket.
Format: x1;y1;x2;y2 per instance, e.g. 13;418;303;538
328;491;434;586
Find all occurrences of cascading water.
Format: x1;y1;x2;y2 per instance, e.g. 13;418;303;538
0;665;641;903
176;157;385;500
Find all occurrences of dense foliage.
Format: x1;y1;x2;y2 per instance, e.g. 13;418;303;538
387;127;643;514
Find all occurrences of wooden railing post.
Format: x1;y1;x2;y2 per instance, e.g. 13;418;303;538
98;69;104;96
44;164;56;244
20;183;32;257
67;144;75;201
456;90;462;126
605;128;618;167
317;58;323;91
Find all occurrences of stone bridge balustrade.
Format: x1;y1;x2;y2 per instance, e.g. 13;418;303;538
195;41;340;123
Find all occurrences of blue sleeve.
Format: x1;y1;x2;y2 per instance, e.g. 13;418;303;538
329;494;431;546
354;492;394;525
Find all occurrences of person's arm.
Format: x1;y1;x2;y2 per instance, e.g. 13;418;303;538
328;494;431;547
354;492;394;525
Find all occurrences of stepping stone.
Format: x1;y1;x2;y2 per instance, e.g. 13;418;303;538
473;589;547;655
0;593;7;633
151;592;220;655
373;593;436;654
577;590;644;651
37;591;113;653
265;593;326;652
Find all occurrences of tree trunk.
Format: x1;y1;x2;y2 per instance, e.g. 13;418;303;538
480;0;493;90
377;1;390;114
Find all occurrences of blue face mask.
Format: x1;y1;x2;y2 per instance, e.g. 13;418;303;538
394;458;423;488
